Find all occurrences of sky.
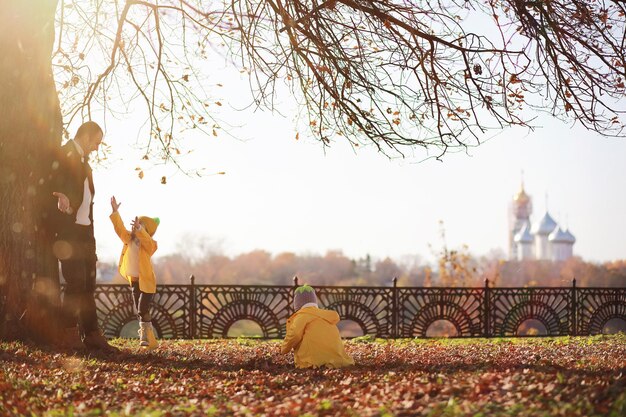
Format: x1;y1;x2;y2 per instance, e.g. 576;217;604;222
88;104;626;265
49;2;626;266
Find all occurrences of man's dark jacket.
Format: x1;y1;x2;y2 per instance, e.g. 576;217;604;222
53;140;95;237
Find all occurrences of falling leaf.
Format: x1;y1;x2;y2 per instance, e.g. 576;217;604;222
138;170;144;179
161;176;167;184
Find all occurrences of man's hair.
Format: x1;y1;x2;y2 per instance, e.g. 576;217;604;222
75;121;103;140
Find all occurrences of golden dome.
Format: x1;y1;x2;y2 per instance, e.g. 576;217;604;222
514;184;530;203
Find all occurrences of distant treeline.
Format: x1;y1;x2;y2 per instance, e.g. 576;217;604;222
99;248;626;288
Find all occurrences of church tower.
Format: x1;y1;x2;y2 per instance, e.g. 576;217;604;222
507;181;576;261
508;181;532;260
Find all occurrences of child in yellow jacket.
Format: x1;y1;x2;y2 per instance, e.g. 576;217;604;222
281;285;354;368
109;196;159;349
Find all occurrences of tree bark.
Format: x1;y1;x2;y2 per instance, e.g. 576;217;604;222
0;0;63;341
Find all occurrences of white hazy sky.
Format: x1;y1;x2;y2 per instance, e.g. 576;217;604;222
53;4;626;266
87;102;626;265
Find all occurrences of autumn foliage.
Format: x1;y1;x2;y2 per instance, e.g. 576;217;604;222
122;248;626;289
1;335;625;416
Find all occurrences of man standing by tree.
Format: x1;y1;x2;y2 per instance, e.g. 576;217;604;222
52;121;118;353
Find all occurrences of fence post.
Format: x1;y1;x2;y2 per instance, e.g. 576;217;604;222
484;278;490;338
392;277;398;338
571;277;577;336
289;276;299;316
189;274;196;339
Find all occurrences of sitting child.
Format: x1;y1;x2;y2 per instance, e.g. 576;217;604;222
109;196;159;350
281;285;354;368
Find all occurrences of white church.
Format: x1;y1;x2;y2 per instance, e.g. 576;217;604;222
508;183;576;261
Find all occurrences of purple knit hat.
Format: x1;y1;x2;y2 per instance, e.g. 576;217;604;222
294;285;318;310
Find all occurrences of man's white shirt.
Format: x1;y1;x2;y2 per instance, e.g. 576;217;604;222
71;140;93;226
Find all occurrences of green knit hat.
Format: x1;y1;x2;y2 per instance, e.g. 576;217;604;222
294;284;317;310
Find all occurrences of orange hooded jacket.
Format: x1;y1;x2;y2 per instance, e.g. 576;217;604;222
281;306;355;368
109;211;158;293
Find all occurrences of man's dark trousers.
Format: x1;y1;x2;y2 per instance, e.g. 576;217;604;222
58;224;99;334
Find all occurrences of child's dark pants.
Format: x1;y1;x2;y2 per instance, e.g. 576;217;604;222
131;280;154;322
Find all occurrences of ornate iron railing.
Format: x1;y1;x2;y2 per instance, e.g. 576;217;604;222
94;277;626;339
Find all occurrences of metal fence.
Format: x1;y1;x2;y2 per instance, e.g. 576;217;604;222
95;277;626;339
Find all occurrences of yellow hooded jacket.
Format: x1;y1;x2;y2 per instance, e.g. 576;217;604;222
109;211;158;293
281;306;355;368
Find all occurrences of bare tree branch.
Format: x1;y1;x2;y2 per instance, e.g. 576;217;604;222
52;0;626;162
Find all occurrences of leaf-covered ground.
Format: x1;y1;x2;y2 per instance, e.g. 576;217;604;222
1;335;625;417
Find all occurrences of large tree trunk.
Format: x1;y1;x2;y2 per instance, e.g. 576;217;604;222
0;0;62;342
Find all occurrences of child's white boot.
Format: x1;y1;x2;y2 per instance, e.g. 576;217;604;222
138;321;149;346
139;321;158;350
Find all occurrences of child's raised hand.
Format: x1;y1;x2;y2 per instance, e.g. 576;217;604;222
111;196;122;213
131;216;140;232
